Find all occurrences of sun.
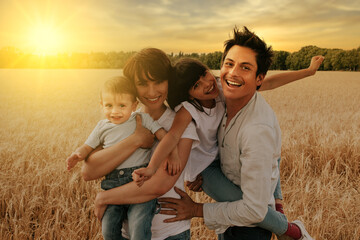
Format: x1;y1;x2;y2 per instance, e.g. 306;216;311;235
28;24;63;55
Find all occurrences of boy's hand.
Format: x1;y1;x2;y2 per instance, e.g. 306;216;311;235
308;55;325;75
185;174;203;192
66;152;84;171
132;167;155;187
164;158;181;176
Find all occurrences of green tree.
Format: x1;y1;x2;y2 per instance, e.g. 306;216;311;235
271;51;290;70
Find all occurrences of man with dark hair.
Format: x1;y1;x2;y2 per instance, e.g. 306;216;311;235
221;26;273;77
159;26;313;240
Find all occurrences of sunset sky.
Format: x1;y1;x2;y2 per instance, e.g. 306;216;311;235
1;0;359;55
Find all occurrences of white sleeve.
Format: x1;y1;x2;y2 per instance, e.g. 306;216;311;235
175;101;201;128
84;120;104;149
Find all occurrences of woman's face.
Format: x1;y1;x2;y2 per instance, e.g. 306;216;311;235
134;74;168;113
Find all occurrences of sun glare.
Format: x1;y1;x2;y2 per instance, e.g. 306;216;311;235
28;24;63;55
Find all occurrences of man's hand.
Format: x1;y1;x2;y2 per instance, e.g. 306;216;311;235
185;174;203;192
134;115;155;149
158;187;203;223
307;55;325;75
94;192;107;221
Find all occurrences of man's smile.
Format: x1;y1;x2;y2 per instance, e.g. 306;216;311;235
225;79;244;87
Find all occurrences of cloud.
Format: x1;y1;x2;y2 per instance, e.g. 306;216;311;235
1;0;359;53
74;0;360;51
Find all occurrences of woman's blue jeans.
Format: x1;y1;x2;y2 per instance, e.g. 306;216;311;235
201;159;288;236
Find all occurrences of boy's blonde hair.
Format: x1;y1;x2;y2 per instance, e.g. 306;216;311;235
100;76;137;102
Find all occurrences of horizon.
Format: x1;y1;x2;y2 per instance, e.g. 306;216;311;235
1;0;359;55
1;44;359;57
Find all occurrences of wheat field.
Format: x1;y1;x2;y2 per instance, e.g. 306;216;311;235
0;69;359;240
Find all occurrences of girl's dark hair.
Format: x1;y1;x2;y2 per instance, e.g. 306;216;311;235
168;58;209;112
123;48;173;91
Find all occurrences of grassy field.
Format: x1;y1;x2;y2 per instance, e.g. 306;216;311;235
0;70;359;239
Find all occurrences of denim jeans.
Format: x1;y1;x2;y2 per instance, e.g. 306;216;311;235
273;157;283;200
218;226;272;240
101;164;156;240
201;159;288;236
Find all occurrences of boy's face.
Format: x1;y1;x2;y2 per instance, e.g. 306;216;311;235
101;91;138;124
220;45;264;105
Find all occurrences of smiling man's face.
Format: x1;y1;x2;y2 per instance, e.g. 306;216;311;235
220;45;264;106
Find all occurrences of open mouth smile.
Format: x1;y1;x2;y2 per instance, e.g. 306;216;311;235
226;79;243;87
205;84;215;94
145;96;161;102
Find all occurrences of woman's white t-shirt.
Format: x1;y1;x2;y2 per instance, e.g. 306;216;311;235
122;107;199;240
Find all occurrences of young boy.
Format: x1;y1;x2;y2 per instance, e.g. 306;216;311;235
66;76;180;240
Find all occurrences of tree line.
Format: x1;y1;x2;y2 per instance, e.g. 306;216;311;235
0;45;359;71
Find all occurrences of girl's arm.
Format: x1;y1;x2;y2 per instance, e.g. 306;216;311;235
94;137;194;220
144;107;192;173
152;128;182;175
81;115;155;181
131;108;192;183
259;55;324;91
133;125;184;183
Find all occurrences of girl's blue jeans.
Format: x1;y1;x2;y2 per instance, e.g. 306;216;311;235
101;164;156;240
201;158;288;236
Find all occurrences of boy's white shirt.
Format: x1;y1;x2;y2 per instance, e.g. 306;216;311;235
85;112;162;169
